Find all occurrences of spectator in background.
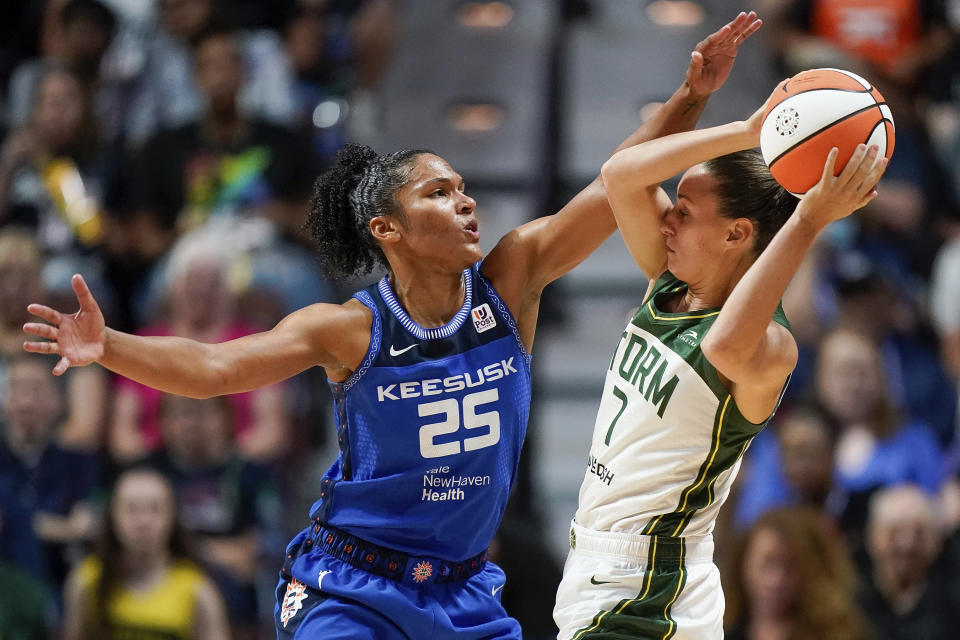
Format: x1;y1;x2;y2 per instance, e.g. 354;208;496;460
61;465;229;640
0;479;46;587
733;326;946;543
733;403;845;529
859;483;960;640
283;0;397;156
0;501;53;640
122;23;315;260
930;232;960;409
110;231;289;464
0;65;114;264
830;253;956;446
283;2;354;165
0;354;100;590
150;394;282;640
723;507;869;640
783;243;957;445
0;2;46;95
816;327;945;543
0;229;107;449
768;0;955;106
5;0;130;146
125;0;296;146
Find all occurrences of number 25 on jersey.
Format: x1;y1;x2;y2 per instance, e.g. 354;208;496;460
418;390;501;458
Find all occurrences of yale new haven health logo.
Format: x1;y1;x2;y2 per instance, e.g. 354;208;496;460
472;303;496;333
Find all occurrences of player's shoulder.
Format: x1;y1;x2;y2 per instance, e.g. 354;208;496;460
273;299;374;355
297;297;373;322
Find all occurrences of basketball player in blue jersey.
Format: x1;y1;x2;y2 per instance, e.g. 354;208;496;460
553;77;890;640
24;12;763;640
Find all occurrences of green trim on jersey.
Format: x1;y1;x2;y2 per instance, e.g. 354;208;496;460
572;537;687;640
637;271;791;537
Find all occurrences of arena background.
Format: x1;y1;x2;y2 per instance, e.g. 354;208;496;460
1;1;959;638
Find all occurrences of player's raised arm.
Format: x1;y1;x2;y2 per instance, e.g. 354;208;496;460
483;11;763;292
23;273;369;397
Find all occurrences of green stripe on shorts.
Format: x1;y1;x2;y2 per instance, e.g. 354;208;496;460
572;537;687;640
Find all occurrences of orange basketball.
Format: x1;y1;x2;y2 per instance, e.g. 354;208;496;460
759;68;894;197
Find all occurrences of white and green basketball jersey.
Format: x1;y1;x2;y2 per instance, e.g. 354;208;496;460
575;271;791;538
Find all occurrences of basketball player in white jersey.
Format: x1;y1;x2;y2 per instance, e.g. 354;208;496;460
553;91;889;640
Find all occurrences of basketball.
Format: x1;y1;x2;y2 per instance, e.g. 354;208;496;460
759;68;894;197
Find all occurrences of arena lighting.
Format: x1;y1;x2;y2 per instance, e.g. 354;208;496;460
640;101;665;123
456;1;514;29
312;98;348;129
445;102;505;133
645;0;705;26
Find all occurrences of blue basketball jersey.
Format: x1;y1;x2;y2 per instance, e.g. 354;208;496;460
310;263;532;561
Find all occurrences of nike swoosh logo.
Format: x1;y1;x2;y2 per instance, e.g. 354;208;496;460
491;584;505;596
389;343;418;356
590;576;616;585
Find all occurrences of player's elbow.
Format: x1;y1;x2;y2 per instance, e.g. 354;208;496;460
600;155;628;191
602;153;655;201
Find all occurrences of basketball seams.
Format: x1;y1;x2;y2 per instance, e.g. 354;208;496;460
766;68;874;113
766;102;884;169
820;67;873;90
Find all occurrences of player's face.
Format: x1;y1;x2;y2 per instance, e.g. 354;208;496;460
659;165;734;282
111;472;177;556
392;154;481;270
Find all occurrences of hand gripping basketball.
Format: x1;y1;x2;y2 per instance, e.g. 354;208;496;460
23;274;106;375
759;68;895;197
799;143;888;229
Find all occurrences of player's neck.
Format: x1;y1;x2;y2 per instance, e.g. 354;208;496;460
680;254;753;310
672;280;725;312
388;270;466;328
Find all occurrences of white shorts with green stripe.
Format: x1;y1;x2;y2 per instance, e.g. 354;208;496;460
554;521;722;640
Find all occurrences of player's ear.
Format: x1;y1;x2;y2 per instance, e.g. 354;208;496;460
725;218;754;248
370;215;403;244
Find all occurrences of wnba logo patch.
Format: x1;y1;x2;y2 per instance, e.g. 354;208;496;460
472;303;496;333
280;578;309;628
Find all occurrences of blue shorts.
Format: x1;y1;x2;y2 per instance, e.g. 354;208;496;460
274;525;522;640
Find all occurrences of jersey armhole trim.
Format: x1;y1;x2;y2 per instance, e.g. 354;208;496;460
474;261;531;365
338;290;382;391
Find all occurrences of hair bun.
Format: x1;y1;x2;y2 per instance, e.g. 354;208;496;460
335;143;378;179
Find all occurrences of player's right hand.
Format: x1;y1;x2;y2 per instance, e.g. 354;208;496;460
23;274;106;376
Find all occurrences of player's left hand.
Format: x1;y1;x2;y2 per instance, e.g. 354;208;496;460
798;144;888;229
686;11;763;96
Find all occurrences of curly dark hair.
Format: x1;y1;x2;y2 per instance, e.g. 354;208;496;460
306;143;430;280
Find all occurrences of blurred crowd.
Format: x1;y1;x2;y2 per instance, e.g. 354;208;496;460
0;0;393;638
1;0;960;639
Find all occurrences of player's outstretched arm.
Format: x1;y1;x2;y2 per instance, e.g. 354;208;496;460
484;11;763;291
24;274;369;397
701;143;888;415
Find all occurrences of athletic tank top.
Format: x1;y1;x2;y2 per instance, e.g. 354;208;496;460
575;271;791;538
311;262;532;561
77;557;206;639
